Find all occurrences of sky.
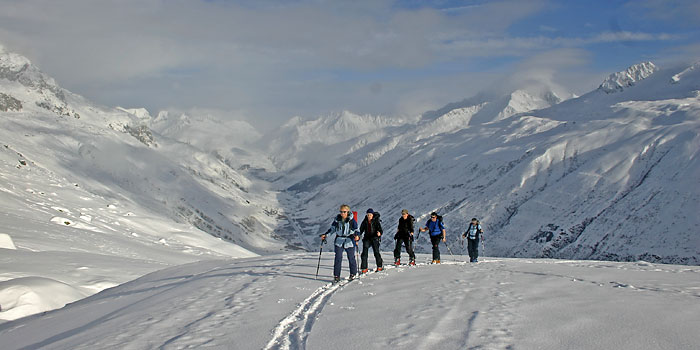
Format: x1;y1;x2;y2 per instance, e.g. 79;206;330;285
1;0;699;130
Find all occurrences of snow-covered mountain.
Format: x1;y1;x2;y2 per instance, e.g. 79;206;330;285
0;46;324;320
422;86;571;125
262;110;417;188
598;61;659;93
282;62;700;266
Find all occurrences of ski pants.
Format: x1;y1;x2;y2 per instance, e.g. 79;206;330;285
361;238;383;270
334;244;357;278
467;237;480;262
393;237;415;261
430;235;442;261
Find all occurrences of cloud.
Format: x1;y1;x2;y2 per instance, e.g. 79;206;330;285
0;0;694;130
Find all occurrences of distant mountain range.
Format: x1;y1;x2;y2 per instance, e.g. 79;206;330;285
2;45;698;264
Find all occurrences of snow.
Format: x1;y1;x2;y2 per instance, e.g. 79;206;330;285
1;45;700;348
599;62;659;93
0;233;16;249
0;254;698;349
0;277;87;320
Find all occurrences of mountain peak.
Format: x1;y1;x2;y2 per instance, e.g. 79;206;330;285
0;47;67;104
598;61;658;94
117;107;152;121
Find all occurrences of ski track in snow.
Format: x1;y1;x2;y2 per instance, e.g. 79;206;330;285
266;259;522;350
264;262;417;350
263;278;346;350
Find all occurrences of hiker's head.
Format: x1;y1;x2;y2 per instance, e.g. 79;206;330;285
430;212;438;221
471;217;478;223
401;209;409;218
339;204;350;218
366;208;374;220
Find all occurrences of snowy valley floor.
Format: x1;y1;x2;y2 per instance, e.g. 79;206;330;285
0;253;699;350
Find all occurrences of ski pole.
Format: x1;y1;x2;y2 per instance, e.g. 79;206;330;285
444;239;457;261
315;238;326;280
461;234;467;263
356;240;360;276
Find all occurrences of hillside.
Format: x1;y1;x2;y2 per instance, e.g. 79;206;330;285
281;62;700;265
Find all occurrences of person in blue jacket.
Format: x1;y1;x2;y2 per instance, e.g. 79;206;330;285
419;212;446;263
321;204;360;283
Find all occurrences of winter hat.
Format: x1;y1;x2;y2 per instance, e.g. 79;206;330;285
401;209;409;215
471;217;478;221
366;208;375;214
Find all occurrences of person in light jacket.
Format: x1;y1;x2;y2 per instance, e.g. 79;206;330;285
321;204;360;283
462;218;483;263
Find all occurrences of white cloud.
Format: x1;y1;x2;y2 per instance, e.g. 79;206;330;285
0;0;692;129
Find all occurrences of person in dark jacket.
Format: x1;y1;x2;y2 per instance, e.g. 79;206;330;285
462;217;483;262
359;208;383;273
320;204;360;283
393;209;416;265
419;212;446;263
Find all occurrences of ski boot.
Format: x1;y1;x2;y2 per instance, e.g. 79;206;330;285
435;260;441;264
376;267;384;272
349;274;356;281
394;258;401;266
361;268;369;274
409;259;416;266
333;276;341;283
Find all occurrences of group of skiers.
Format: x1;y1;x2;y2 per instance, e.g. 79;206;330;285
319;204;484;283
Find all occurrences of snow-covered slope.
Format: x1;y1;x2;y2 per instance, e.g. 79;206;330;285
0;254;698;350
0;47;308;321
0;48;295;254
144;109;274;172
285;62;700;265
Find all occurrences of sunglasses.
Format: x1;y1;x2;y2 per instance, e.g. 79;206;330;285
340;210;349;213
